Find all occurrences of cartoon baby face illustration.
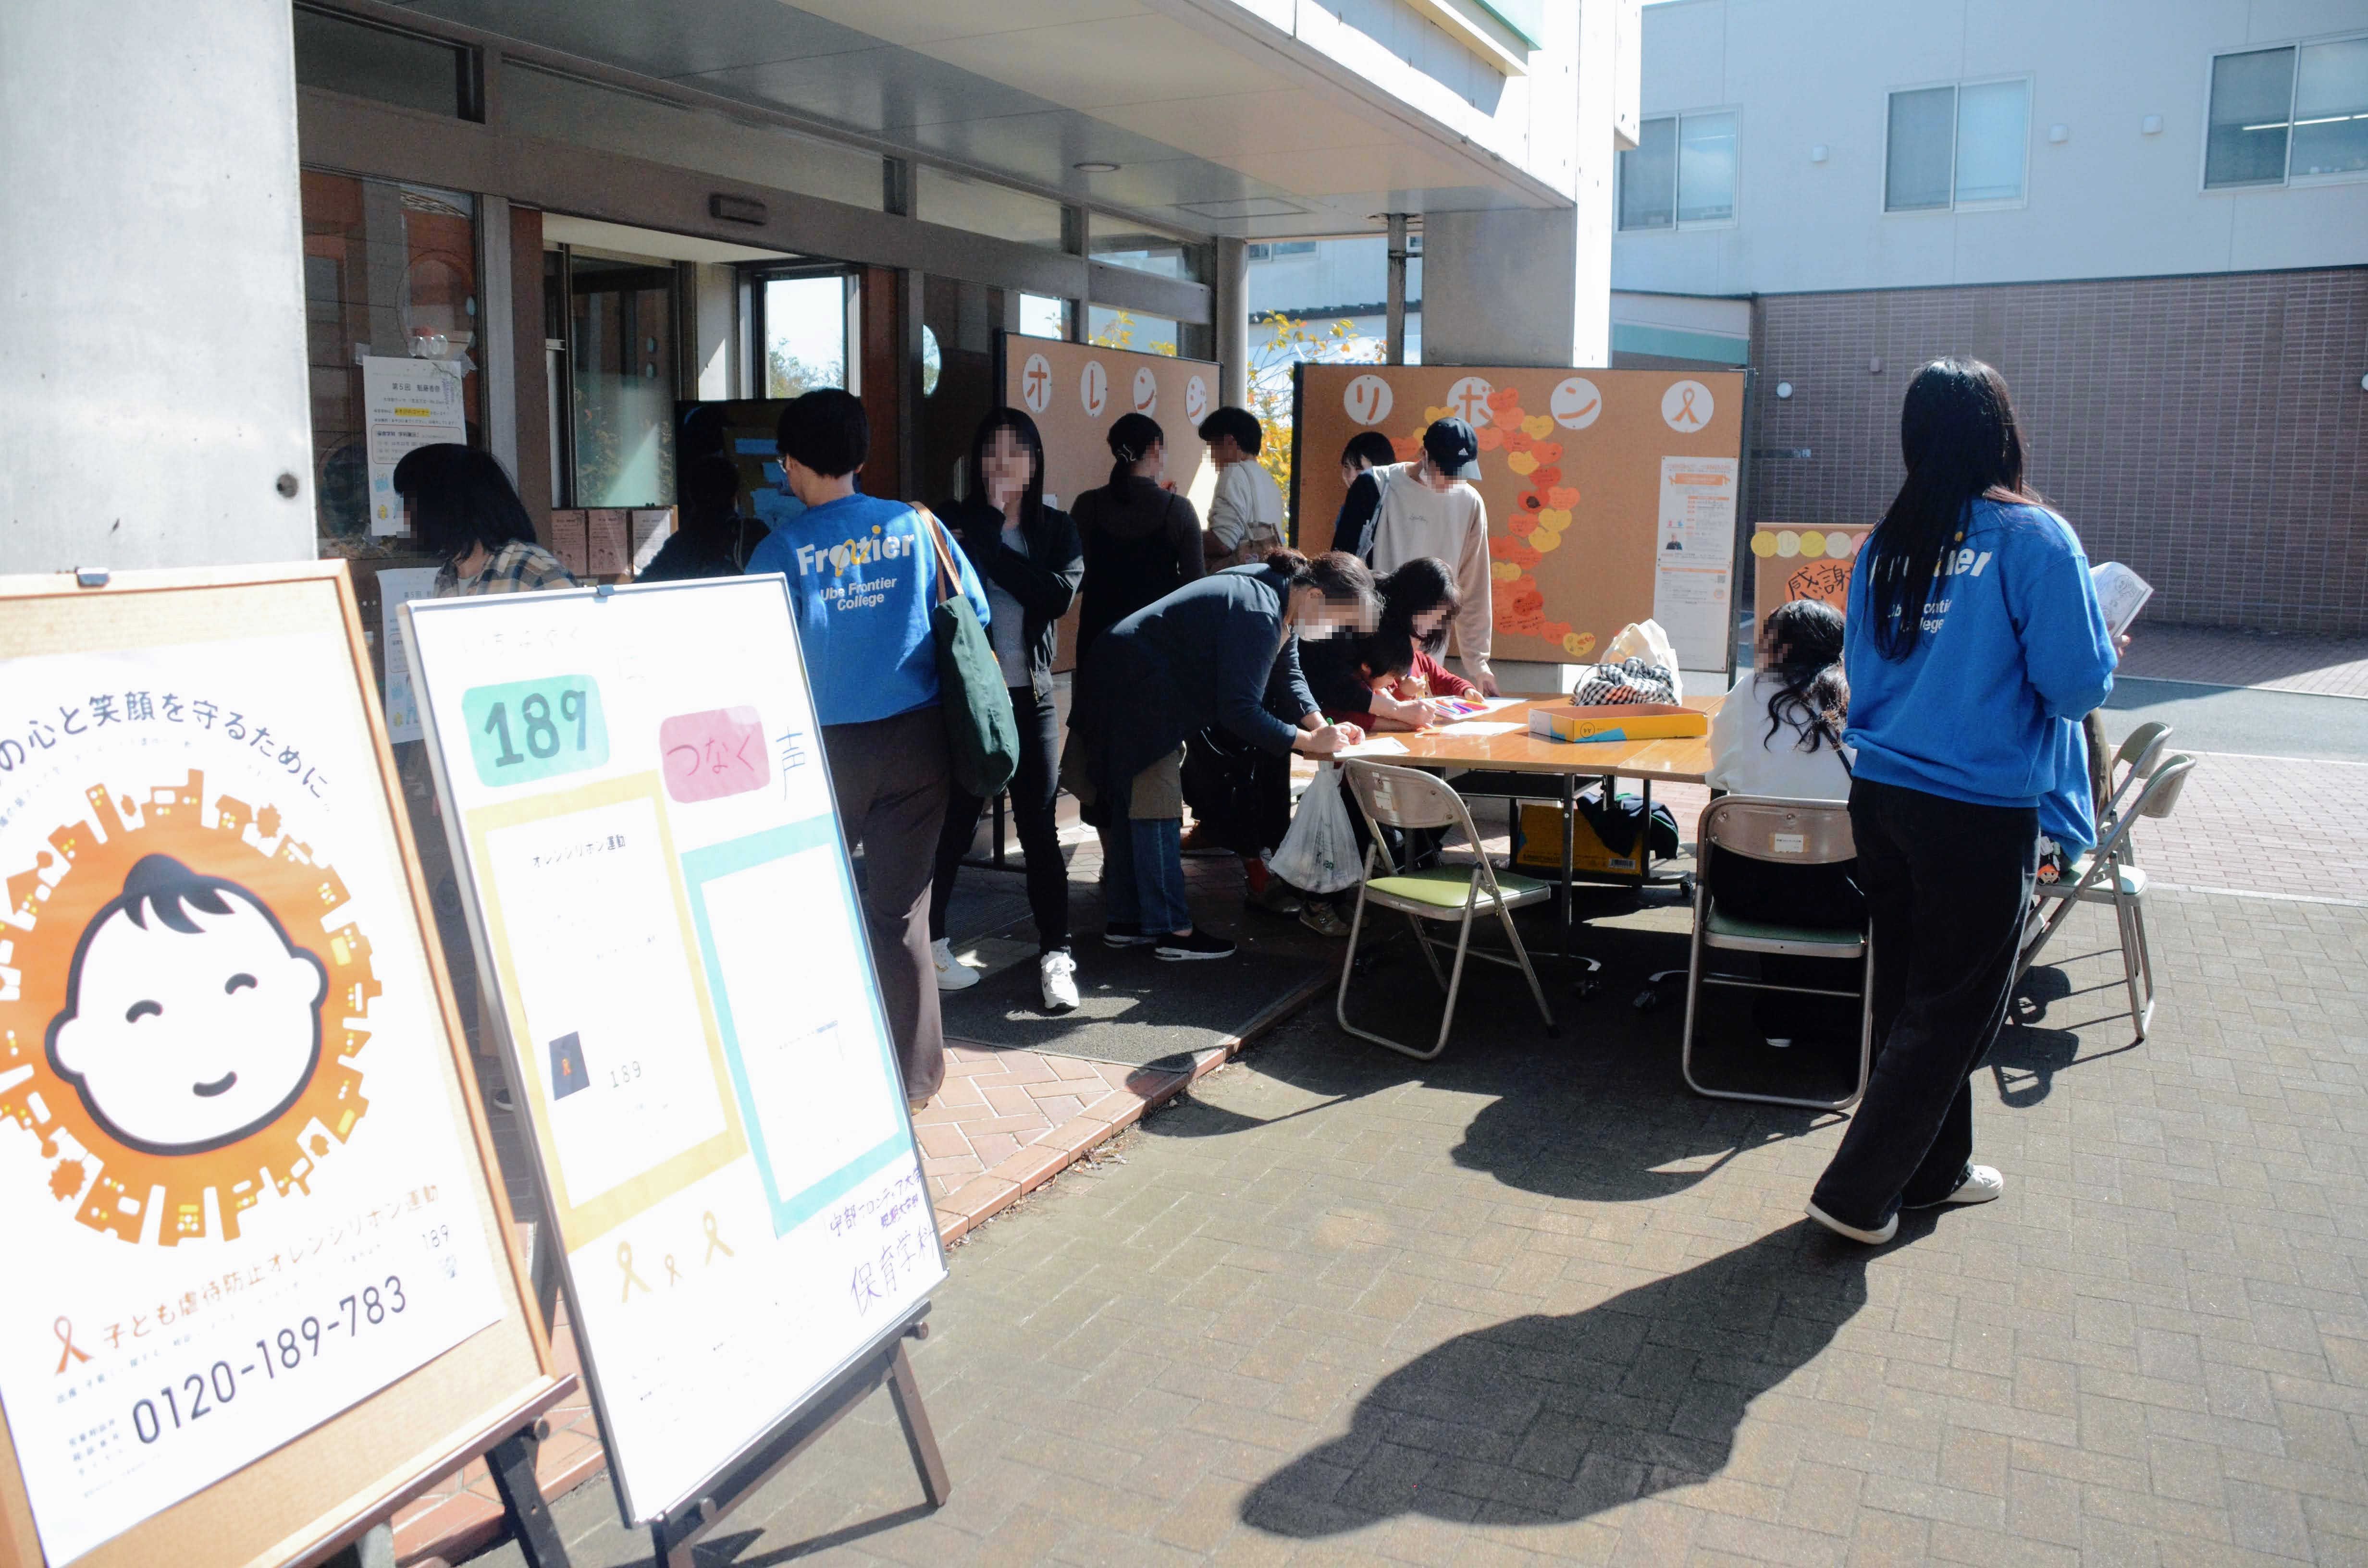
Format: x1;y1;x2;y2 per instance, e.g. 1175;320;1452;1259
46;853;328;1155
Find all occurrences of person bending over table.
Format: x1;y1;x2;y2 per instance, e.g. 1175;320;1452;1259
1704;599;1863;1050
1066;551;1375;961
1294;556;1472;935
1805;357;2115;1247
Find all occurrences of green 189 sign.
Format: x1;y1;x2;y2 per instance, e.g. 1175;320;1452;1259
461;675;610;786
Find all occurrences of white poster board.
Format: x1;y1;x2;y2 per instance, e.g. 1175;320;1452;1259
400;577;944;1525
1652;454;1739;671
0;593;508;1564
363;356;467;538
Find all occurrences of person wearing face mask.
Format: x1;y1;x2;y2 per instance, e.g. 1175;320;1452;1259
1367;418;1500;697
1070;411;1205;672
1065;551;1378;961
925;409;1086;1013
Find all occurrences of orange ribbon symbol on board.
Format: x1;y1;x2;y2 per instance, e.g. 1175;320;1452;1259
54;1318;88;1374
618;1241;652;1301
1674;387;1702;427
703;1210;735;1265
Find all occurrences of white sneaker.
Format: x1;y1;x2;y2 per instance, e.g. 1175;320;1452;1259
1764;1036;1793;1050
1039;950;1080;1013
931;937;981;992
1912;1164;2005;1208
1805;1200;1899;1245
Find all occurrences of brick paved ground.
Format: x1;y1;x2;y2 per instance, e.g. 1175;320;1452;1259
468;880;2368;1568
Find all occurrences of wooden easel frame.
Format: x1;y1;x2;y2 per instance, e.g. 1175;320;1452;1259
0;563;572;1568
646;1310;948;1568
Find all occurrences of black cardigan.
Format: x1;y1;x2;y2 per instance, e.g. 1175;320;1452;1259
936;493;1085;700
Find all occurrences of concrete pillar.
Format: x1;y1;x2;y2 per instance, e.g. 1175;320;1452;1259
692;264;736;400
1214;236;1249;405
0;0;315;571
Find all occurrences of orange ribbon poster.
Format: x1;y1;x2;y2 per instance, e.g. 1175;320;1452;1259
0;623;506;1564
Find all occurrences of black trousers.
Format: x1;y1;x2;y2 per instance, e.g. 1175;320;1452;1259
1811;777;2037;1231
824;707;952;1101
929;685;1070;953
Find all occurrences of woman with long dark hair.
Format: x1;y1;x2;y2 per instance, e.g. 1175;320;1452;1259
1067;550;1376;961
1806;358;2115;1245
395;443;576;597
1706;598;1861;1046
1069;411;1205;669
926;408;1086;1012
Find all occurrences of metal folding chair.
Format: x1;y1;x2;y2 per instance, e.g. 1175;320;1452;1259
1681;796;1874;1110
2097;721;2172;833
2017;752;2194;1041
1336;761;1556;1060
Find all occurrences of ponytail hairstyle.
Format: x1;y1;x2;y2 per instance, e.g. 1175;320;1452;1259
1864;357;2041;659
1103;412;1164;499
1265;548;1378;624
1365;556;1460;677
1757;599;1850;754
967;406;1046;530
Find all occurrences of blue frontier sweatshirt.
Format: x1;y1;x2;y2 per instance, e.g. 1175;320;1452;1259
745;492;990;727
1843;498;2116;809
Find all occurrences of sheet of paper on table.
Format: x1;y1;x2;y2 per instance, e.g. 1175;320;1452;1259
1436;720;1522;736
1431;696;1525;719
1337;736;1410;757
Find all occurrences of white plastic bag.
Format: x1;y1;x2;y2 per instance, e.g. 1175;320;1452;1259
1268;762;1364;894
1605;619;1683;701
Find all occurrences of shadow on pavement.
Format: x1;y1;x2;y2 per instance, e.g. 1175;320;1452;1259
1240;1218;1899;1537
1142;912;1839;1201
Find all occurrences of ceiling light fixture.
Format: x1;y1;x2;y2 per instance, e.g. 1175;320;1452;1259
1073;161;1121;173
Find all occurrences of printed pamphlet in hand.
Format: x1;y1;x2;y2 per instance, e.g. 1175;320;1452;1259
2091;561;2152;639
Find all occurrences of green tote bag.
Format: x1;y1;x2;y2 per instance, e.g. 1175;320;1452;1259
917;507;1021;798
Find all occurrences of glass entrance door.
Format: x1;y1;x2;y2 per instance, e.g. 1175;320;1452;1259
568;255;677;506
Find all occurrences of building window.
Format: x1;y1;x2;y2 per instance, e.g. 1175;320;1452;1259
1619;111;1738;230
1886;78;2029;211
1017;294;1070;340
1246;242;1319;261
2207;37;2368;188
292;6;477;120
1090;222;1211;284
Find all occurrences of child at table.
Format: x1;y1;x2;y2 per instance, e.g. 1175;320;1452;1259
1704;599;1864;1048
1301;557;1475;731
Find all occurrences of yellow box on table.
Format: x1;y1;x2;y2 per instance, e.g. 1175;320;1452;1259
1526;701;1709;745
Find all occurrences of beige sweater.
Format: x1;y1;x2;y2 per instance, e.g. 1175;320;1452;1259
1368;464;1492;662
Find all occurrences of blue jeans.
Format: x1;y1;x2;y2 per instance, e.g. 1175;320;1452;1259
1103;818;1191;934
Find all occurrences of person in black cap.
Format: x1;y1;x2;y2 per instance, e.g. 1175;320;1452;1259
1367;416;1499;696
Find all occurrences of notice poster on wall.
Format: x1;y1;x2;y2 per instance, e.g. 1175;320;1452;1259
1653;455;1739;670
1296;367;1747;670
377;565;442;743
0;572;516;1566
403;577;944;1525
362;356;468;538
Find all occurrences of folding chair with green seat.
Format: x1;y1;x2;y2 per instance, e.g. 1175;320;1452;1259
2017;752;2194;1041
1680;796;1874;1111
1336;760;1556;1060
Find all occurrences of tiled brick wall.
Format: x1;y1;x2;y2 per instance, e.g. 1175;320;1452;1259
1746;268;2368;634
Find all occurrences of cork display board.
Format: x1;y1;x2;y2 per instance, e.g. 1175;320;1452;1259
1000;336;1224;672
0;563;561;1568
1750;524;1871;636
1295;367;1748;671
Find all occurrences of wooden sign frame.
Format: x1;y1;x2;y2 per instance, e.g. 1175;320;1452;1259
997;333;1225;673
0;563;568;1568
1292;365;1749;674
